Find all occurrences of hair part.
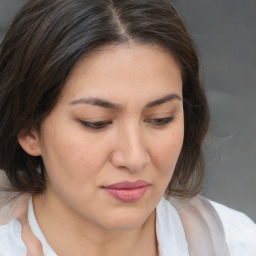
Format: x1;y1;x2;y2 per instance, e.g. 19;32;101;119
0;0;210;197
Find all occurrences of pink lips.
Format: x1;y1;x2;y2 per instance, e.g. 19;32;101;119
102;180;150;202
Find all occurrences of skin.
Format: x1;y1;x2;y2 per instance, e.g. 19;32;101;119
19;43;184;256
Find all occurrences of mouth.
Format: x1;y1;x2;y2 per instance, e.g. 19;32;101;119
101;180;150;202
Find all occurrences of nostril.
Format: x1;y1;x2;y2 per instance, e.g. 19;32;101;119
110;148;150;172
111;127;150;171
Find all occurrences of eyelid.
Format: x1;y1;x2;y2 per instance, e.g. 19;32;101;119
144;116;174;127
80;120;112;130
79;115;175;130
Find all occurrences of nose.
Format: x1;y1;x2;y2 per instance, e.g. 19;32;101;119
111;123;150;172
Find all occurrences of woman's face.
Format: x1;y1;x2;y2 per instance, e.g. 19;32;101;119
30;44;184;230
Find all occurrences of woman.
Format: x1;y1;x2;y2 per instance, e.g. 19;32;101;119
0;0;255;255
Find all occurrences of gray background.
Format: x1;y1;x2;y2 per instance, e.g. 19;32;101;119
0;0;255;221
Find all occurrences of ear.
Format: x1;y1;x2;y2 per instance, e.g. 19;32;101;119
18;130;42;156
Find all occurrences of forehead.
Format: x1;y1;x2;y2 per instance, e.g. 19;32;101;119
61;43;182;106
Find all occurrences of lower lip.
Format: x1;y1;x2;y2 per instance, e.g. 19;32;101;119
102;186;149;202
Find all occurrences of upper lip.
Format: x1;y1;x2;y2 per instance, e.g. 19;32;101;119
102;180;150;189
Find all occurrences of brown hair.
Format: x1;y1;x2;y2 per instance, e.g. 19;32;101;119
0;0;209;197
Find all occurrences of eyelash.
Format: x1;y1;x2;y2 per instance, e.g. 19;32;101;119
145;116;174;127
80;116;174;130
80;120;112;130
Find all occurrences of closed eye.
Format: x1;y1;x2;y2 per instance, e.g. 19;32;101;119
80;116;174;130
144;116;174;127
80;120;112;130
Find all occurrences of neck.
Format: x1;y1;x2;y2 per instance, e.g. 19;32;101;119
32;192;158;256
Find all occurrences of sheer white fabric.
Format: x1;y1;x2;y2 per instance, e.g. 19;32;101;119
0;171;255;255
168;196;231;255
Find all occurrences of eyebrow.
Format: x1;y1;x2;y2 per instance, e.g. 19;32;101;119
69;97;122;110
69;93;182;110
144;94;181;109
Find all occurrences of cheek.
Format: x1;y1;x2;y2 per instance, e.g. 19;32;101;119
151;126;184;175
54;138;106;176
40;128;103;181
41;135;108;204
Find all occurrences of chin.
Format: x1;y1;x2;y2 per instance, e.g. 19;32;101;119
100;208;153;231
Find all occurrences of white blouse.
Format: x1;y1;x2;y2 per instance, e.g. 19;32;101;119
0;196;256;256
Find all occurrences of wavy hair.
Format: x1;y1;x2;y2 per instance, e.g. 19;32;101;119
0;0;210;197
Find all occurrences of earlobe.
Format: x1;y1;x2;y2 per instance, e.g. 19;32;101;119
18;130;42;156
